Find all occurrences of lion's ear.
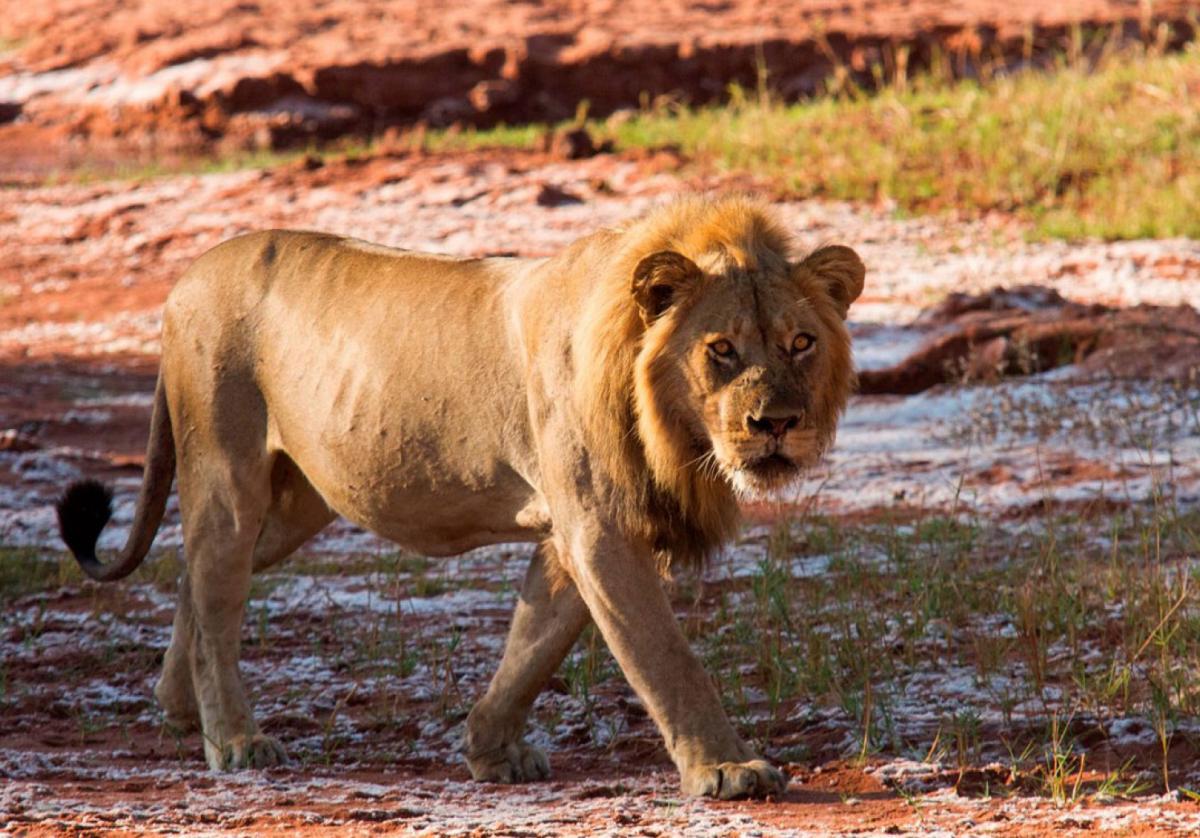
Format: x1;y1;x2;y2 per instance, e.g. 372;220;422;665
795;245;865;319
632;250;702;324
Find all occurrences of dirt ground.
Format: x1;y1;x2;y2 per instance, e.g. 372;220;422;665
4;140;1200;834
5;2;1200;836
1;0;1196;177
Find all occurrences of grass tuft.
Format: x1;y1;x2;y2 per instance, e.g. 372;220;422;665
0;547;81;603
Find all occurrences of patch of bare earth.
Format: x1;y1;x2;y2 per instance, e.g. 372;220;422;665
0;0;1197;178
4;144;1200;835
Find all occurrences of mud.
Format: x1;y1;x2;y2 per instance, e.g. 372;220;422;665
6;527;1200;836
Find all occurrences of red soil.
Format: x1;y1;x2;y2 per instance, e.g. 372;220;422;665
4;4;1200;834
0;0;1196;170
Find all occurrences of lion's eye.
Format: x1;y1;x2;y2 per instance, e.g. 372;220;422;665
792;333;817;354
708;339;736;359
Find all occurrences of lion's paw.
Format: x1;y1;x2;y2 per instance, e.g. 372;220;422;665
467;740;551;784
208;733;289;771
682;759;787;800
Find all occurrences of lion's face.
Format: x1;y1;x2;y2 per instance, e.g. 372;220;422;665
632;245;863;499
677;273;845;496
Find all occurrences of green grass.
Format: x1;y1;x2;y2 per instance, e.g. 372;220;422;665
41;147;322;186
414;42;1200;241
38;43;1198;240
0;547;80;602
587;44;1200;240
0;546;184;606
417;122;548;154
412;44;1200;239
680;492;1200;794
520;492;1199;804
5;496;1197;799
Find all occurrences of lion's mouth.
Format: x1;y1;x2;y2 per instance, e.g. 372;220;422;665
712;430;829;497
721;451;802;499
745;452;797;481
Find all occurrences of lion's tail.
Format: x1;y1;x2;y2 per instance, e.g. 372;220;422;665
57;373;176;582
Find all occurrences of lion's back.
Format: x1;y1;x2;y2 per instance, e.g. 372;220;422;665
165;231;522;349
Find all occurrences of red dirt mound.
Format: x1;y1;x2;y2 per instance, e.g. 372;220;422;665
858;286;1200;395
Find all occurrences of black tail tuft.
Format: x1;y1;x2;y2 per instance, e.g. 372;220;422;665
56;479;114;561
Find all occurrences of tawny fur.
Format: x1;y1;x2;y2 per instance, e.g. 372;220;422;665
55;193;863;798
572;195;856;573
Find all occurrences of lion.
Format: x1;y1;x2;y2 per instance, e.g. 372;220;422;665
57;195;864;799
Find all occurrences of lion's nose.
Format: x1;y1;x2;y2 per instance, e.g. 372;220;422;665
746;412;799;438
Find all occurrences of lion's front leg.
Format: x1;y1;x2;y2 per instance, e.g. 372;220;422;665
466;542;590;783
561;524;787;800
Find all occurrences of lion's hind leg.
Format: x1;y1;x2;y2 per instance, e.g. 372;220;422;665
169;439;291;771
465;542;590;783
155;571;200;734
251;453;336;572
155;454;332;741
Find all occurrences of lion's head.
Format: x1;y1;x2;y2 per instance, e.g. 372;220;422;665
577;196;864;566
632;235;862;499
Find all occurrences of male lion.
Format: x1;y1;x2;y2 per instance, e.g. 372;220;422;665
57;196;864;799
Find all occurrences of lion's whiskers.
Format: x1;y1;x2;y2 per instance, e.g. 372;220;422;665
680;449;725;484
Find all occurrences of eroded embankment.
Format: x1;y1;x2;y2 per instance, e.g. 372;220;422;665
0;0;1196;168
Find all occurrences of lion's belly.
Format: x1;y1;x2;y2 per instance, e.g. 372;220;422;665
261;362;543;556
308;454;543;556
